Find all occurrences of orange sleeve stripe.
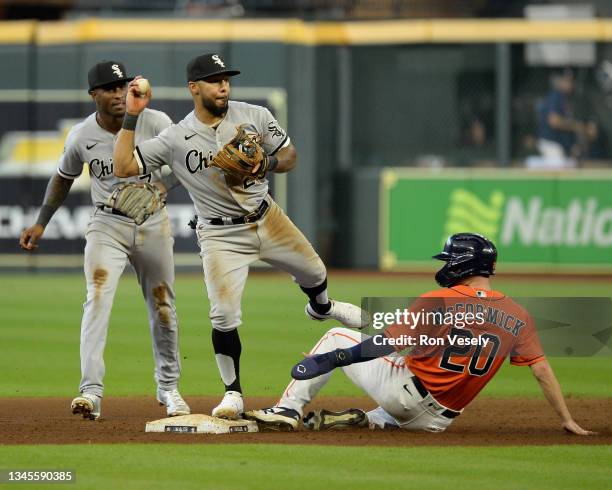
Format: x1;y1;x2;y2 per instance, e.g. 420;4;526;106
510;355;546;366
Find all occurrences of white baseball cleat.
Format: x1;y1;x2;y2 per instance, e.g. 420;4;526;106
156;388;191;417
305;300;368;329
365;406;401;430
71;393;101;420
212;391;244;420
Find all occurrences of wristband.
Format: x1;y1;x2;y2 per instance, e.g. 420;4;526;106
122;113;139;131
267;155;278;172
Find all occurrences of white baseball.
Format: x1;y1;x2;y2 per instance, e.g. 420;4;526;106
136;78;150;97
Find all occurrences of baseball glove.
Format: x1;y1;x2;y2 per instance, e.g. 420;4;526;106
107;182;165;225
210;124;271;181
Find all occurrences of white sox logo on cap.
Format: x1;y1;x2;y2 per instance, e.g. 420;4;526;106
212;55;225;68
186;53;240;82
111;64;123;77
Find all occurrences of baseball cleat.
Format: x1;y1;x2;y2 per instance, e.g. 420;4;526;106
365;406;401;430
303;408;368;431
244;407;300;431
305;300;368;329
212;390;244;420
156;388;191;417
71;393;101;420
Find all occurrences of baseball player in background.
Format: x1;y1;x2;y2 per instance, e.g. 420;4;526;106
19;61;190;420
113;53;365;420
246;233;594;436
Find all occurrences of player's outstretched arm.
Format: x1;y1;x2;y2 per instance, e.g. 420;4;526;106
19;173;73;251
530;359;596;435
114;77;150;178
291;335;394;380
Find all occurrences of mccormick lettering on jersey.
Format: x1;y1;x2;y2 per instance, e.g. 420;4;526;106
89;158;113;179
484;307;526;337
431;303;527;337
185;149;214;174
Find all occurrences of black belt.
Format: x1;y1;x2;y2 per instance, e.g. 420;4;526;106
96;204;129;218
203;200;269;226
411;376;461;419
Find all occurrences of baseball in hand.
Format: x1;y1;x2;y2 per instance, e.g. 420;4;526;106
136;78;150;97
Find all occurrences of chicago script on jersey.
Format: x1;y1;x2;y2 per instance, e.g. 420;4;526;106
185;149;212;174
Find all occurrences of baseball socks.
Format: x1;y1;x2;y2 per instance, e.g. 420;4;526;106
212;328;242;393
301;278;332;315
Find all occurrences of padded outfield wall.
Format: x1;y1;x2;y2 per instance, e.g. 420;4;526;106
0;19;611;270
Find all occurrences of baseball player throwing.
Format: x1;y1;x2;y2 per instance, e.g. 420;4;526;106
113;53;365;419
246;233;594;435
19;61;189;420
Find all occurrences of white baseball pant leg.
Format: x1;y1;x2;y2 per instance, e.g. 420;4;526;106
130;209;181;391
196;222;259;332
258;200;327;288
277;327;455;432
79;218;130;397
197;221;260;388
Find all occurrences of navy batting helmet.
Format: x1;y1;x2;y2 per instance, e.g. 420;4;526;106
433;233;497;287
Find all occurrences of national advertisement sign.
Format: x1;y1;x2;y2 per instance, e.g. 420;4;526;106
380;169;612;272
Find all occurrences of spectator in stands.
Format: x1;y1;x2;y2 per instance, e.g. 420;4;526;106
535;68;596;168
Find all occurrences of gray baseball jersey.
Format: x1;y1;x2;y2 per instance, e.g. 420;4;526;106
133;101;289;217
58;108;171;204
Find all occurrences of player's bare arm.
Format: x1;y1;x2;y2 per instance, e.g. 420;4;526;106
19;174;74;251
530;360;595;435
114;76;150;178
270;143;297;173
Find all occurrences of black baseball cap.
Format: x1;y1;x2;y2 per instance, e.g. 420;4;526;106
186;53;240;82
88;61;134;91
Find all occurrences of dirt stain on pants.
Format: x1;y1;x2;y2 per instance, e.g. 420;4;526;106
93;268;108;302
153;284;172;326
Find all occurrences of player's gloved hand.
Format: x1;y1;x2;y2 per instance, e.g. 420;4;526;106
253;154;278;179
210;124;268;181
291;348;353;380
107;182;165;225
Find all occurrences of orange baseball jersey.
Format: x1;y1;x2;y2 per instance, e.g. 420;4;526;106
384;285;545;411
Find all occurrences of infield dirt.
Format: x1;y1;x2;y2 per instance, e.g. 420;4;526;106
1;396;610;446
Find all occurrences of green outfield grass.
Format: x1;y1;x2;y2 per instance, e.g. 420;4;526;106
1;272;610;490
1;273;611;398
1;444;611;490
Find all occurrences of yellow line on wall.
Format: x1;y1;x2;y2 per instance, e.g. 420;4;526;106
3;18;612;45
0;20;35;44
430;19;607;42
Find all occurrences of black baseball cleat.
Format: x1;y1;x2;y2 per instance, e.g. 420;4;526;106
303;408;368;431
243;407;300;431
